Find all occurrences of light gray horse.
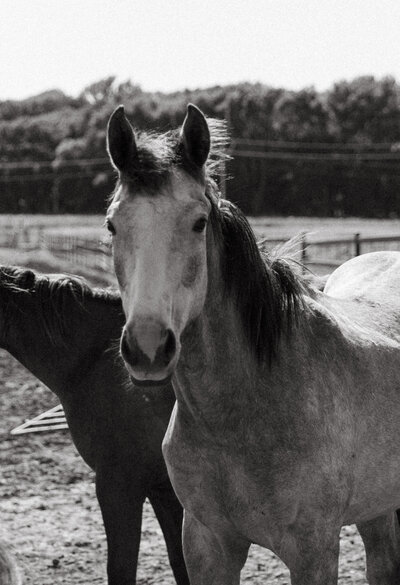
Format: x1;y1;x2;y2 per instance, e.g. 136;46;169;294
106;102;400;585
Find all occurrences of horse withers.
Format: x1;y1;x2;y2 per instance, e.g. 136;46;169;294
106;103;400;585
0;266;188;585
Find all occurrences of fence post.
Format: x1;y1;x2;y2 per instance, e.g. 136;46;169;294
38;227;45;249
354;233;361;256
301;232;307;269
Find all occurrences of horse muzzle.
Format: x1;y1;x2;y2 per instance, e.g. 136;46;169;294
120;319;178;383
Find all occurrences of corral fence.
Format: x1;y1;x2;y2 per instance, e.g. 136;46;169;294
1;224;400;275
44;234;112;272
45;232;400;274
0;224;112;272
257;232;400;272
0;223;45;249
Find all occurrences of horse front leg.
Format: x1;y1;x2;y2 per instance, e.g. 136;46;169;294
148;486;190;585
96;470;145;585
280;520;341;585
182;511;250;585
357;512;400;585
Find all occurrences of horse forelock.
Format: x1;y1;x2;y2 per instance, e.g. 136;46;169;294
108;117;230;200
208;201;309;364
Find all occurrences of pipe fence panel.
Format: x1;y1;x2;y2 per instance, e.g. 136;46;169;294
44;234;113;272
259;233;400;269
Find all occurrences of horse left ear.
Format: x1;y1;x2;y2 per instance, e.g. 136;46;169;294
180;104;210;169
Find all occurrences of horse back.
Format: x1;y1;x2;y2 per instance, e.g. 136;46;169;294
321;251;400;344
324;251;400;303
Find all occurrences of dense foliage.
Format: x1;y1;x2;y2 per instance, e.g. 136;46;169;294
1;75;400;216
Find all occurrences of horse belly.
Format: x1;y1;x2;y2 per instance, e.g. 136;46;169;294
343;367;400;523
345;424;400;523
345;450;400;523
346;483;400;524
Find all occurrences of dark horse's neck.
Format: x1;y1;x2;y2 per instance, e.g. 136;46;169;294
0;267;124;397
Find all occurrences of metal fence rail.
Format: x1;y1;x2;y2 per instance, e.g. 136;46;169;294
258;232;400;270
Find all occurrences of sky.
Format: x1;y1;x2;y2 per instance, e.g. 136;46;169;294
1;0;400;101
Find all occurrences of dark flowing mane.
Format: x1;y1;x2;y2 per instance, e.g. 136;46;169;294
0;266;121;347
207;190;310;364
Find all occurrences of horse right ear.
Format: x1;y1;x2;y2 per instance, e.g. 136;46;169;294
107;105;138;173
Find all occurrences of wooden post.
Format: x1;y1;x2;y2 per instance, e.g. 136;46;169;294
354;233;361;256
51;159;61;213
301;233;307;270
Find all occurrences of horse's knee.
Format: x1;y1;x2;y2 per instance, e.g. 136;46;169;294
183;512;249;585
280;520;341;585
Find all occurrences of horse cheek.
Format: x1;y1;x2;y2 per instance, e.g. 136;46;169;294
181;254;207;319
181;254;202;289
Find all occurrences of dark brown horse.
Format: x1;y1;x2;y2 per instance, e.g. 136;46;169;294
0;266;188;585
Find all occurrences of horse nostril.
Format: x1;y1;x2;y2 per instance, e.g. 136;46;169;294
120;331;139;366
152;328;176;367
163;328;176;363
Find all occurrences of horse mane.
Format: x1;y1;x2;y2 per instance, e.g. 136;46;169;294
109;117;230;195
0;266;121;347
207;190;313;364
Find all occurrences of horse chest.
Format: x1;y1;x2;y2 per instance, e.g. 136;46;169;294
163;410;302;546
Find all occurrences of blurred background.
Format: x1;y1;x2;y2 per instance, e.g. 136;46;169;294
2;0;400;219
1;0;400;273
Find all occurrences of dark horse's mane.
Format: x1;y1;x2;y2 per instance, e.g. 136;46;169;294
109;115;312;365
0;266;121;347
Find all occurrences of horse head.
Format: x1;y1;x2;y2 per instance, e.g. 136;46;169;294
106;104;214;384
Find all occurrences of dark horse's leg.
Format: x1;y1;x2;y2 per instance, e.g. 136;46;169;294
357;512;400;585
148;485;190;585
96;471;145;585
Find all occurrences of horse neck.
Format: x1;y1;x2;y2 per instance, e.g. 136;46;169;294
1;290;122;398
174;237;313;430
175;242;260;421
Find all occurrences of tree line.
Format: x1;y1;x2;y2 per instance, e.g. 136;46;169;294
1;75;400;216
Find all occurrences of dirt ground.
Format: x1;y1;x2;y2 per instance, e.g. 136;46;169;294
0;248;370;584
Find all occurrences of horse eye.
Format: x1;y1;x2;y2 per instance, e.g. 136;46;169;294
193;217;207;233
106;220;116;235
